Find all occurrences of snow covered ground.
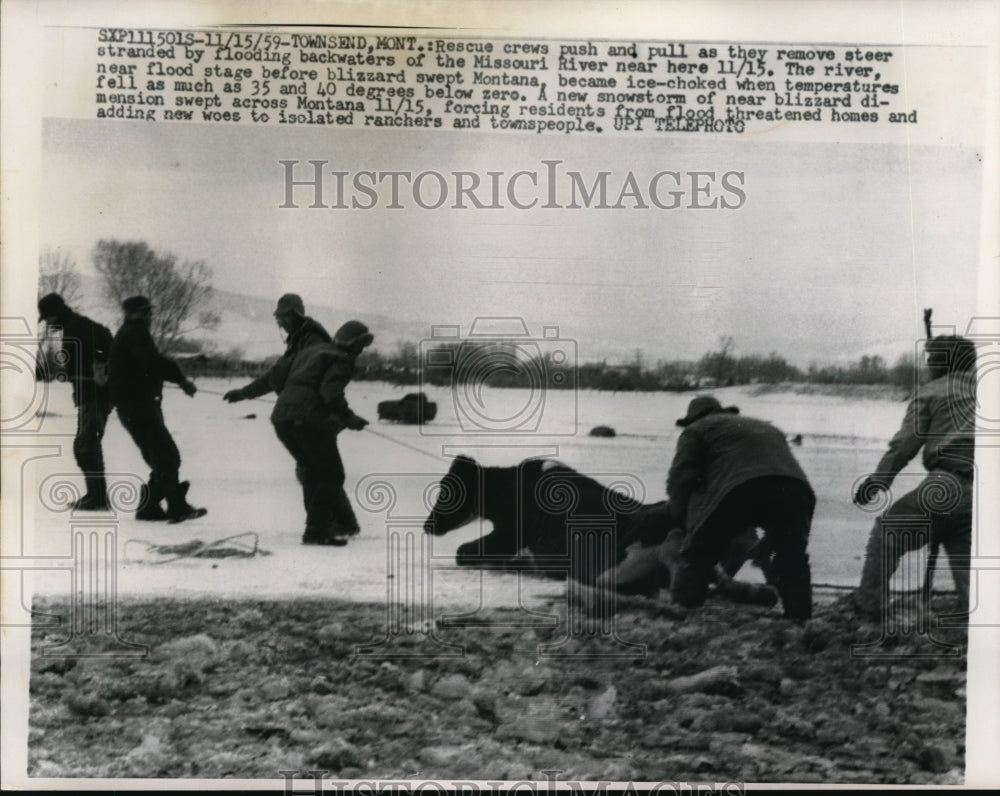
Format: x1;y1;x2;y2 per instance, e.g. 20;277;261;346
20;378;935;612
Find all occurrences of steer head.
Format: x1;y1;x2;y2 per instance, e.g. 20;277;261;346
423;454;482;536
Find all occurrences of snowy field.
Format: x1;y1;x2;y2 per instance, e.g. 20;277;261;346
20;378;936;612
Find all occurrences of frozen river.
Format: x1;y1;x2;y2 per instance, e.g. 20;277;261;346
20;378;939;612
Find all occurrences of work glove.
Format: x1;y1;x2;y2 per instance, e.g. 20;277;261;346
345;414;369;431
224;389;245;403
852;475;889;507
181;379;197;397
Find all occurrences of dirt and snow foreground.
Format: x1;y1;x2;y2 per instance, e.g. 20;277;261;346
13;381;970;785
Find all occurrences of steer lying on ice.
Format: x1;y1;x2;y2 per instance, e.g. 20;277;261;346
423;454;776;603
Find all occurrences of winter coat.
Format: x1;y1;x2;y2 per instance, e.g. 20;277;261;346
667;413;813;535
240;317;331;401
874;371;976;480
39;311;113;406
268;341;360;427
108;319;188;407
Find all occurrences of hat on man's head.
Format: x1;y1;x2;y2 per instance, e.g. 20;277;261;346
274;293;306;318
333;320;374;350
122;296;152;314
925;335;977;375
676;395;739;427
38;292;69;321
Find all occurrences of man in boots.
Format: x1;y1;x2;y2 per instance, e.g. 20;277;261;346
108;296;205;523
36;293;114;510
665;396;815;620
224;294;332;543
225;317;373;545
852;334;977;619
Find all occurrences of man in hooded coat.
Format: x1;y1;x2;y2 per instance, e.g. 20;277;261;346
225;299;373;545
665;395;815;620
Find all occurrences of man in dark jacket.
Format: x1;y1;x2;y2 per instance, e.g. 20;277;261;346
225;298;372;545
224;294;332;404
852;335;976;618
666;396;815;620
109;296;204;523
37;293;114;510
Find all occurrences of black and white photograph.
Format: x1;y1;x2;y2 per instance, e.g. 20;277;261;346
2;0;999;790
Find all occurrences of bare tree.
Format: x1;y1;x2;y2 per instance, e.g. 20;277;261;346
38;250;83;304
92;239;220;351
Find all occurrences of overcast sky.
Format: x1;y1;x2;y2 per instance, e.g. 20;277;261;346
41;118;982;366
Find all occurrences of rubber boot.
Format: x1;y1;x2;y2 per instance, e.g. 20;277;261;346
69;477;110;511
302;529;348;546
165;480;206;524
136;479;168;521
330;488;361;538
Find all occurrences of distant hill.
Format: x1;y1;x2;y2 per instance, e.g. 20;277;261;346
41;274;912;368
47;275;433;360
206;289;432;360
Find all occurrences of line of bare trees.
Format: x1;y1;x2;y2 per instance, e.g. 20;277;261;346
354;336;918;392
38;240;218;352
38;246;921;390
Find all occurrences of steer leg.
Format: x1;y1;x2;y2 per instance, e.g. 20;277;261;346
456;530;519;568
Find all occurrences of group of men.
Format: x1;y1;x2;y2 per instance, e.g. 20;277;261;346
39;288;977;619
36;292;373;543
37;293;204;523
606;331;977;622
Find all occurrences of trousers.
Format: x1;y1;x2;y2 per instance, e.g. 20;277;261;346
73;385;113;496
856;471;973;613
116;400;182;499
672;476;814;620
273;419;359;537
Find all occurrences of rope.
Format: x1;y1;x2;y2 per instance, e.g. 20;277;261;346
166;382;276;403
362;426;443;462
169;381;444;461
125;532;265;564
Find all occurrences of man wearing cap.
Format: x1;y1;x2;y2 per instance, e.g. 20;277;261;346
223;294;332;408
665;395;815;620
851;335;977;618
108;296;204;522
36;293;114;510
224;298;372;545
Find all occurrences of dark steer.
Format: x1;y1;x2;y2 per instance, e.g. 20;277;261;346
423;455;680;591
423;455;778;602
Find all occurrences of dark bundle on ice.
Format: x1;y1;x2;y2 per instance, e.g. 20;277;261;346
589;425;617;437
377;392;437;424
